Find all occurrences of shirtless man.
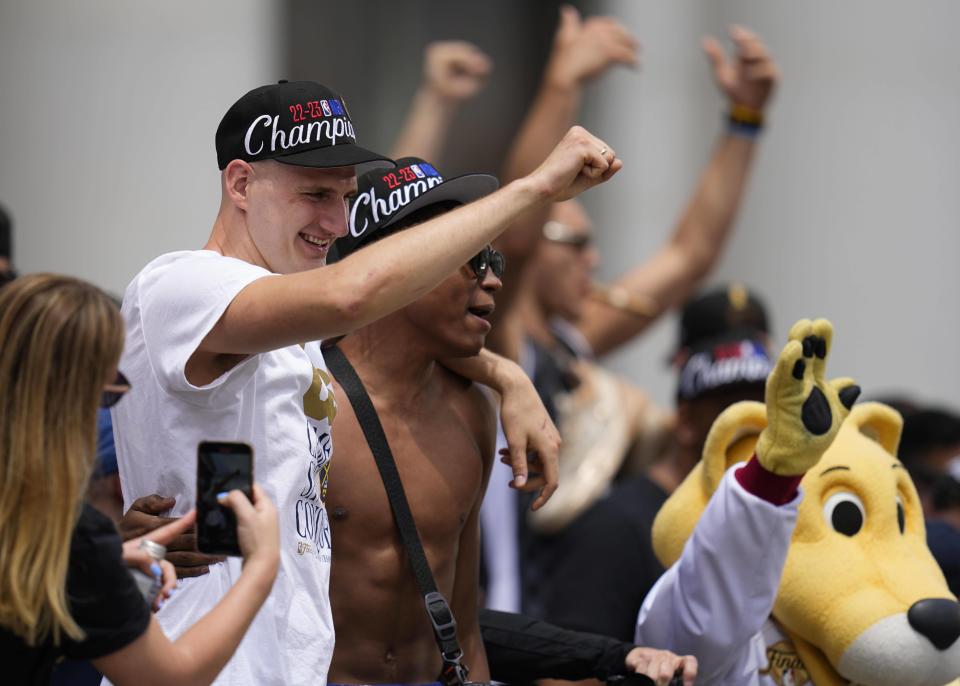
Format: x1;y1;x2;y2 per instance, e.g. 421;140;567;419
324;159;501;684
324;157;691;686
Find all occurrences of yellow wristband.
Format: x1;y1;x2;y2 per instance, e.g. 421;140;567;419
729;103;765;126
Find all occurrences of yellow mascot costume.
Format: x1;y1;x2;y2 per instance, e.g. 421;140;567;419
639;319;960;686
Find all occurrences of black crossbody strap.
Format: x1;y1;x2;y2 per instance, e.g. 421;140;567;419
325;345;469;686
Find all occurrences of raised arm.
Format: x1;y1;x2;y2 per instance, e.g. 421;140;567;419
201;126;621;357
577;26;779;357
496;7;638;274
390;41;492;160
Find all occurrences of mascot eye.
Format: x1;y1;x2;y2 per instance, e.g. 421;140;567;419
823;491;865;536
897;496;905;534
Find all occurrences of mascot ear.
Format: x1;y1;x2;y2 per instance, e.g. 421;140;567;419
846;402;903;455
652;401;767;568
700;401;768;493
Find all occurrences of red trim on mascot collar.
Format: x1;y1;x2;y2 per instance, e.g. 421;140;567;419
735;456;802;506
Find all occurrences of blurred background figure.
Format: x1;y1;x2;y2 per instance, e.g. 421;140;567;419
86;409;125;523
893;404;960;596
539;283;772;644
482;16;778;616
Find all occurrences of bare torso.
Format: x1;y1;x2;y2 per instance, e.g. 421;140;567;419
327;357;495;685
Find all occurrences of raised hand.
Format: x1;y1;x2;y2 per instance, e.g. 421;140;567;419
528;125;622;202
756;319;861;476
422;40;492;103
546;5;639;89
702;25;779;111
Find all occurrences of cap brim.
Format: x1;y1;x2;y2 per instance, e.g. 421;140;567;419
274;143;394;170
381;172;500;231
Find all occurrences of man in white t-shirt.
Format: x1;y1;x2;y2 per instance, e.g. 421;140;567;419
111;79;621;686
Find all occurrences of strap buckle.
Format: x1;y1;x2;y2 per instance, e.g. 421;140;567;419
425;591;458;642
426;592;469;685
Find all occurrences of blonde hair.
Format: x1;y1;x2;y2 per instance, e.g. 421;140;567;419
0;274;124;645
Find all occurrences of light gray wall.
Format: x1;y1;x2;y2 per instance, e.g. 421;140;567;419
585;0;960;409
0;0;281;296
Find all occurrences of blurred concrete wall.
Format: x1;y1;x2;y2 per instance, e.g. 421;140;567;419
0;0;280;296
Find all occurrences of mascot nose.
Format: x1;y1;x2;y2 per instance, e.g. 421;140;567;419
908;598;960;650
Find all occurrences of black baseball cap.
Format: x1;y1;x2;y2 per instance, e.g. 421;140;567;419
674;284;772;401
674;283;770;357
328;156;499;261
215;80;392;170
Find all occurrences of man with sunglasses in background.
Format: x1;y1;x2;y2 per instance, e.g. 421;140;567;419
481;24;780;619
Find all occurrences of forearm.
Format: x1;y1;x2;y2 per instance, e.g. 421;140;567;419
580;132;759;356
497;81;580;262
390;87;459;160
95;561;275;686
480;609;633;682
670;132;757;278
167;561;276;684
440;347;518;393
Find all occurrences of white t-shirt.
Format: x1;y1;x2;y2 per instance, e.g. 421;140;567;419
110;250;337;686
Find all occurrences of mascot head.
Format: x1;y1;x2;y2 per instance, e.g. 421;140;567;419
653;400;960;685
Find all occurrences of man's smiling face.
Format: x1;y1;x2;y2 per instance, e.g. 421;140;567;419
243;161;358;274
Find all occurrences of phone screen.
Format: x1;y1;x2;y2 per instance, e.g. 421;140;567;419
196;441;253;556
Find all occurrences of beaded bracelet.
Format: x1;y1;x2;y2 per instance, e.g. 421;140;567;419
728;103;764;138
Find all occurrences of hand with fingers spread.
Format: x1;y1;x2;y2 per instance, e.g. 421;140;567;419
702;25;779;113
529;125;622;202
422;40;492;103
626;646;698;686
756;319;861;476
119;495;225;578
546;5;640;90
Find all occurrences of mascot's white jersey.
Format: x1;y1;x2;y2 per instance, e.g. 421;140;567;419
635;467;806;686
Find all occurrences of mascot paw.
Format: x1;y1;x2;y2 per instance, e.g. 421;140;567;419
756;319;861;476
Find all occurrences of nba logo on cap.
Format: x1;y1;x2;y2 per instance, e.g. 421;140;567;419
320;100;332;116
410;164;426;178
329;99;345;116
419;163;440;177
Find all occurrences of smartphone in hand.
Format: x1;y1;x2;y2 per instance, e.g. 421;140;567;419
196;441;253;556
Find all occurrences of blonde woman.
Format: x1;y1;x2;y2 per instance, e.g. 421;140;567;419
0;274;279;685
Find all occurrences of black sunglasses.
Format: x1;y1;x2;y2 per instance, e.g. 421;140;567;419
468;246;506;281
101;371;131;409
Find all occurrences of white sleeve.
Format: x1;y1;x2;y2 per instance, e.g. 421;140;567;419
634;466;800;684
132;253;272;406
